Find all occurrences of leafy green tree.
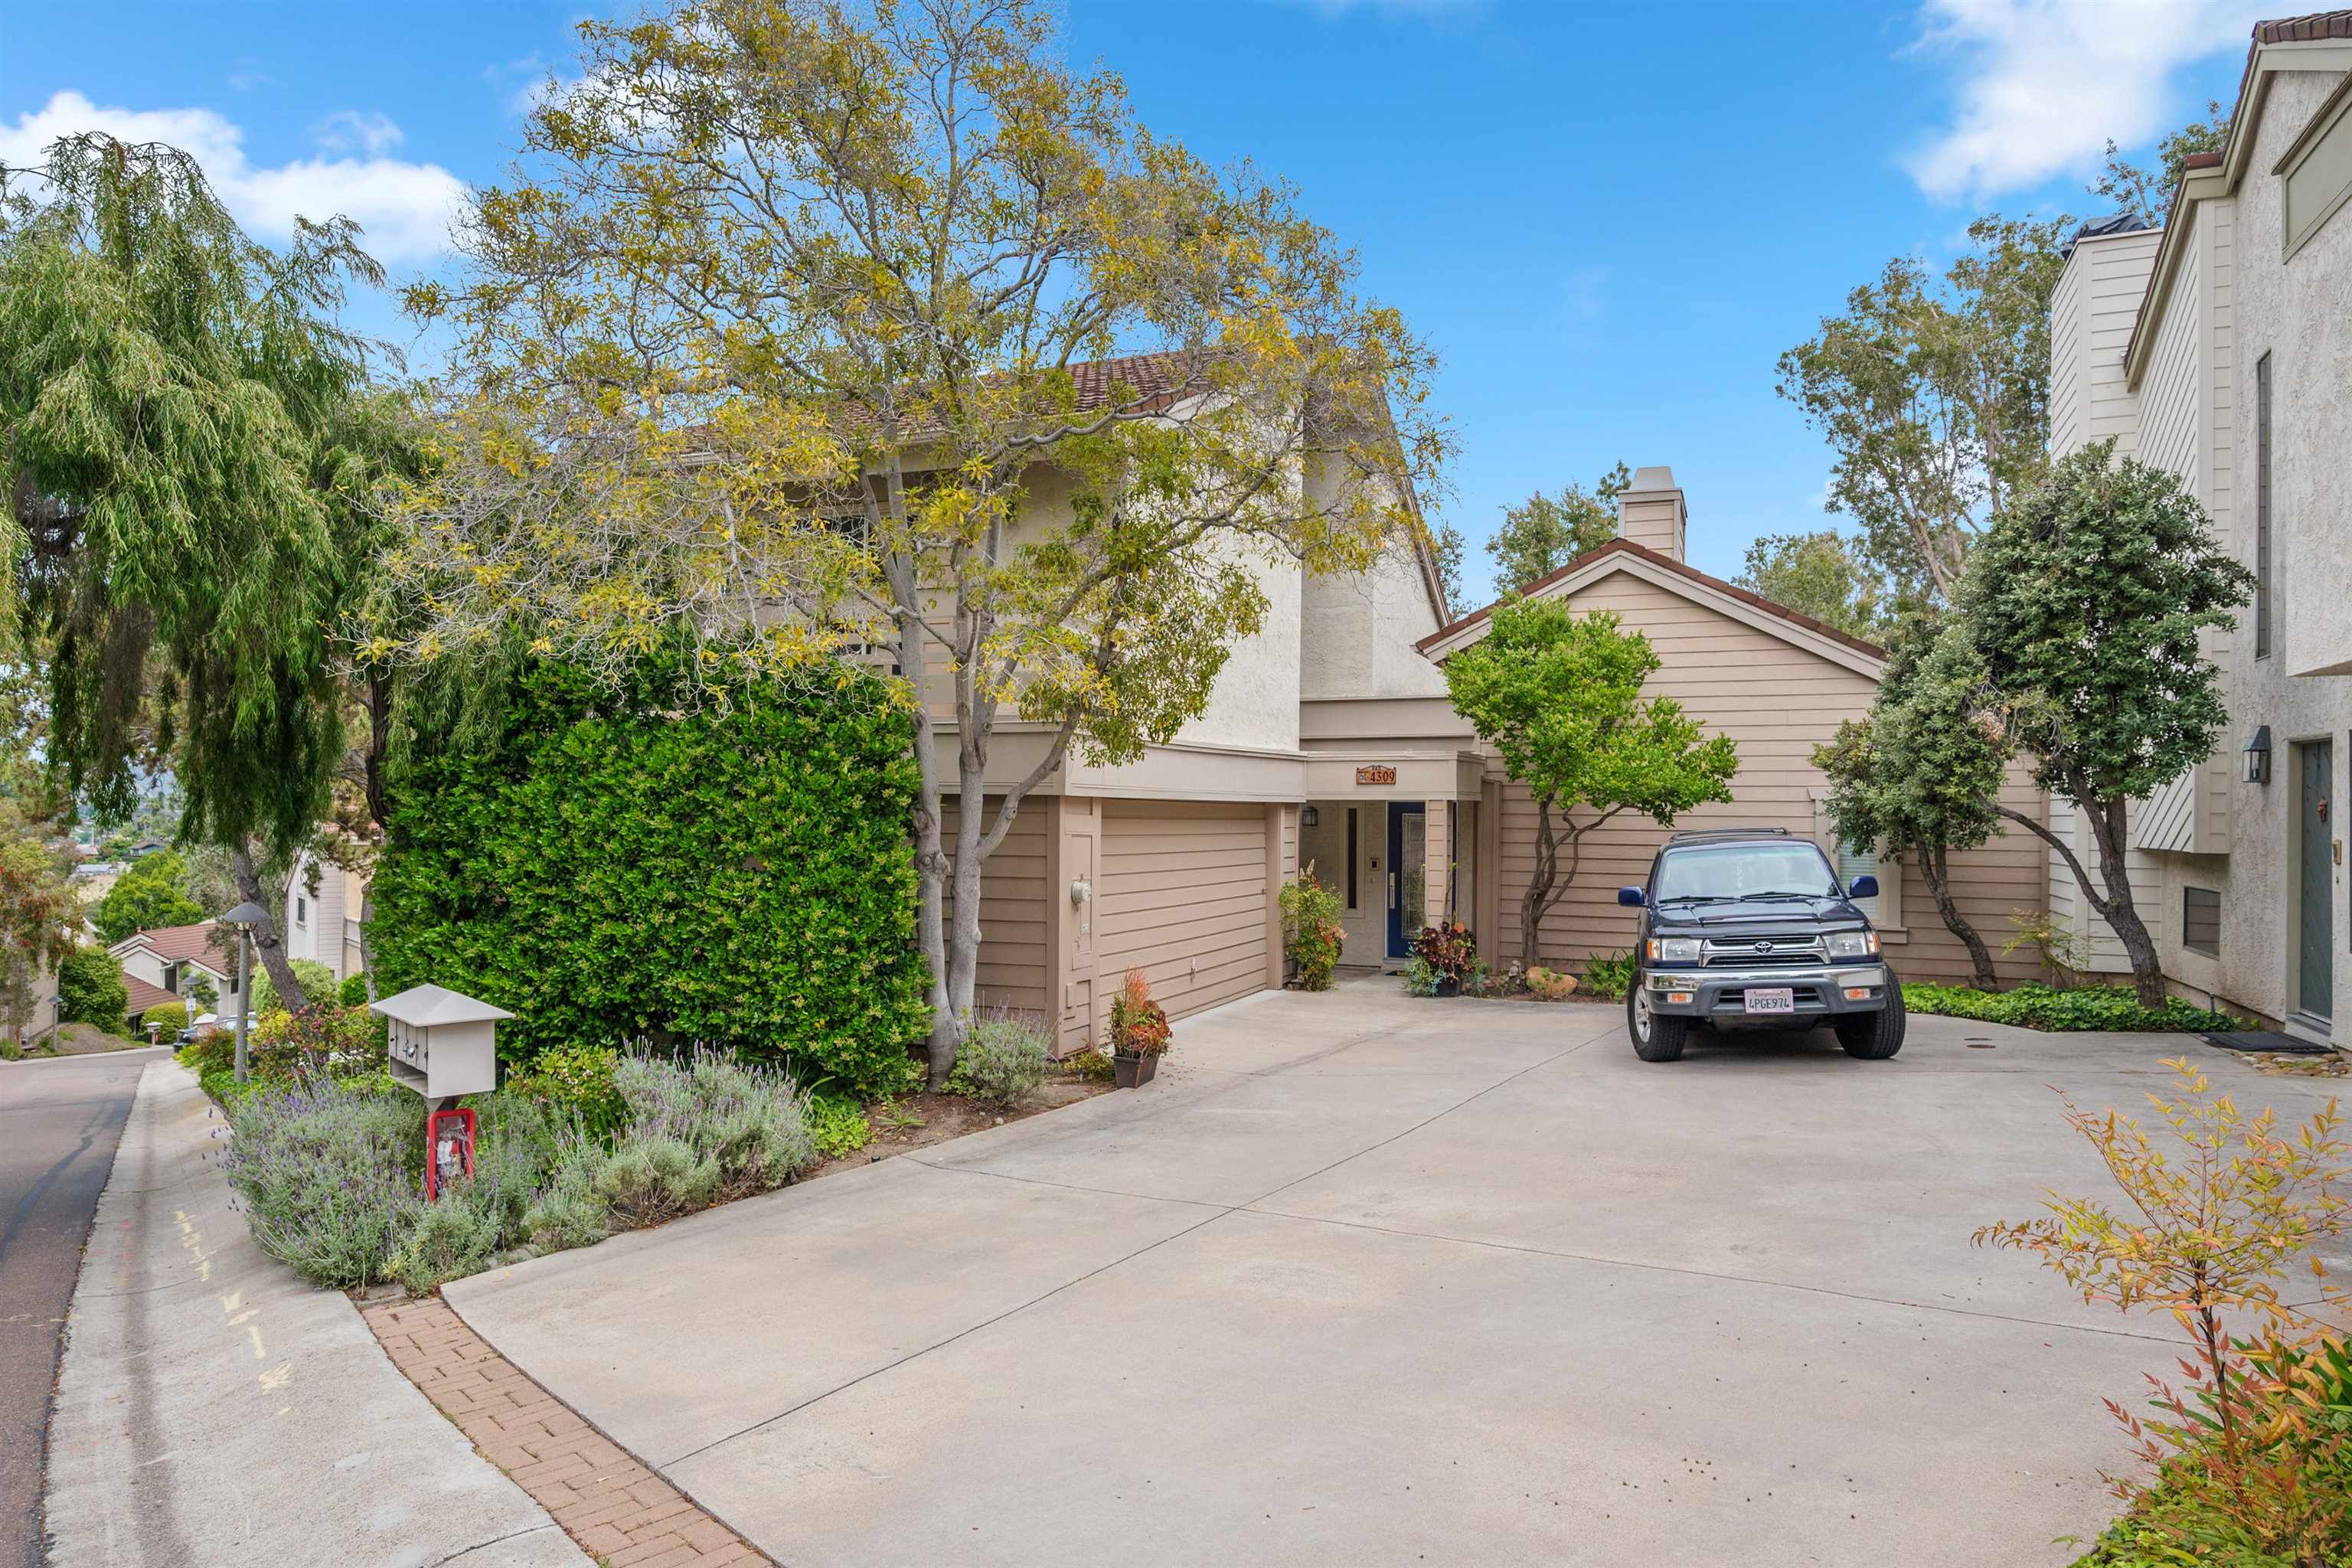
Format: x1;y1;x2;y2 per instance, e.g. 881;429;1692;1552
54;946;129;1033
0;134;402;1013
387;0;1446;1086
0;817;80;1043
1813;618;2006;988
1735;531;1893;641
2094;103;2233;226
1778;215;2069;602
1958;442;2254;1008
252;958;336;1016
91;849;203;945
1430;521;1466;618
1485;463;1630;594
1442;601;1736;965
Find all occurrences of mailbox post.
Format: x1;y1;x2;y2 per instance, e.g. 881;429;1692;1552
369;984;512;1200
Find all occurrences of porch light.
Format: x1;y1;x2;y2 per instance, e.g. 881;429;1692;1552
2243;725;2272;786
1301;806;1319;828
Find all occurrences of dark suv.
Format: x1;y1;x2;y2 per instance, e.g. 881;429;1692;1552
1616;828;1905;1063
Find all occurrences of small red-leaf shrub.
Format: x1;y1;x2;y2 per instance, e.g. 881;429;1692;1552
1109;969;1170;1057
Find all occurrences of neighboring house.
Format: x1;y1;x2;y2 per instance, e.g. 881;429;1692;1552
2045;11;2352;1042
1416;470;2047;988
952;456;2045;1054
108;921;250;1016
122;974;179;1029
283;846;369;982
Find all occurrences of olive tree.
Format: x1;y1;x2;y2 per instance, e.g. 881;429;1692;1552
1814;617;2005;989
1958;442;2253;1008
388;0;1447;1084
1442;600;1736;968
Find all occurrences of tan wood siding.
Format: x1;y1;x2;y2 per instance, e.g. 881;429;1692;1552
1487;570;2046;988
941;799;1050;1016
1096;799;1269;1026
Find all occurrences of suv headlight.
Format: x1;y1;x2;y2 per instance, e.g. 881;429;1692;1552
1646;936;1701;963
1824;929;1880;959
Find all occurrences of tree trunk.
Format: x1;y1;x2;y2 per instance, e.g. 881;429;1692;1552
230;841;307;1011
1919;842;1998;991
1997;794;2167;1009
1520;799;1559;972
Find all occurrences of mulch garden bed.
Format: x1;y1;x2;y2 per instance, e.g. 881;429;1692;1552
805;1073;1116;1180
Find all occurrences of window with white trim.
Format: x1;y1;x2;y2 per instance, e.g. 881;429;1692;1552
1837;839;1882;922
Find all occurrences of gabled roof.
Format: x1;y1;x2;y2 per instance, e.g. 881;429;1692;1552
108;920;232;969
123;975;180;1016
370;983;514;1027
1416;538;1888;675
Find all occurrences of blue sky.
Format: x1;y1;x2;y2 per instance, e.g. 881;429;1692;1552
0;0;2269;605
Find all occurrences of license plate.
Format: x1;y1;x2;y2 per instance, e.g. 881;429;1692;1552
1743;988;1795;1015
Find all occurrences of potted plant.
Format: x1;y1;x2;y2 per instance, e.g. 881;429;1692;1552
1107;968;1171;1087
1410;921;1478;998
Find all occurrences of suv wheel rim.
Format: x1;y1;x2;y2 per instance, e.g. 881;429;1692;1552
1632;985;1651;1040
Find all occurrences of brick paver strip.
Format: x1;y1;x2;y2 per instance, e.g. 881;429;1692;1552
362;1295;773;1567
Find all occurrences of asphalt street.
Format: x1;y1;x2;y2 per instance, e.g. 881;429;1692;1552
0;1049;164;1568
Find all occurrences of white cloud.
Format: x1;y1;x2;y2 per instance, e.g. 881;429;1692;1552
310;109;403;157
1903;0;2265;202
0;90;466;263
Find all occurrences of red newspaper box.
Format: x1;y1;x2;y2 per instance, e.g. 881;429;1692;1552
426;1106;478;1200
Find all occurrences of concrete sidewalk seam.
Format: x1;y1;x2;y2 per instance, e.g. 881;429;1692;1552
365;1295;773;1566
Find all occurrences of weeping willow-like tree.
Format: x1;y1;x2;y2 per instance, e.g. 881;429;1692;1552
0;133;400;1007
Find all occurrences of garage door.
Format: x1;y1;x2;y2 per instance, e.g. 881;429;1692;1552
1096;800;1269;1024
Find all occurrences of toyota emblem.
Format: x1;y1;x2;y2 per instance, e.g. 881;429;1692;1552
1752;940;1775;953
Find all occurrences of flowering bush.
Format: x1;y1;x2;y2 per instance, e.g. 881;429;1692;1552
506;1042;626;1140
1108;969;1171;1057
247;1001;384;1081
1279;872;1346;990
949;1011;1050;1106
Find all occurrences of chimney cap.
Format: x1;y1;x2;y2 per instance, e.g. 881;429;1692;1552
1626;465;1679;493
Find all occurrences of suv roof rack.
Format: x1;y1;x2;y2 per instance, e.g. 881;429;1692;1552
1664;827;1792;844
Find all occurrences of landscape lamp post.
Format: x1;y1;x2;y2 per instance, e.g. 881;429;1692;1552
223;900;270;1083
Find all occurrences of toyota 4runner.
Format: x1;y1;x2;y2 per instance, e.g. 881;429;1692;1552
1616;828;1905;1063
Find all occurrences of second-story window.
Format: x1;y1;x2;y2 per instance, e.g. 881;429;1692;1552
2256;351;2272;660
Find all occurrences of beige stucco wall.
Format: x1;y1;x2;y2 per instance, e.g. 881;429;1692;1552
1479;567;2046;987
1300;540;1449;704
2203;66;2352;1029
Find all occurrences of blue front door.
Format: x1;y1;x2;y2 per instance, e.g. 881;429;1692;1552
1387;802;1426;958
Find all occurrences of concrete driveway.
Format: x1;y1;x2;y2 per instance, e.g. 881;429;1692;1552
447;981;2347;1567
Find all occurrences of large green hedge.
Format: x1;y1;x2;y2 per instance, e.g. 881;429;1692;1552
371;661;932;1099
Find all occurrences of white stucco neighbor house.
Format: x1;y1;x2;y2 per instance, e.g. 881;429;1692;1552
107;920;247;1018
2045;10;2352;1043
282;846;370;985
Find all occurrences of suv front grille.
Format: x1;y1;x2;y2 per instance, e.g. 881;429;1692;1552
1703;936;1826;968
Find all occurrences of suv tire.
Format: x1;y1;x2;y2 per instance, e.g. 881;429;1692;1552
1834;977;1906;1060
1626;982;1692;1062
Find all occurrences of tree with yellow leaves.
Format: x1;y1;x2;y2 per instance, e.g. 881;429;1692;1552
388;0;1449;1083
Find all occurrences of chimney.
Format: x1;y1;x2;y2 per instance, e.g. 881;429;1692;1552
1615;466;1686;561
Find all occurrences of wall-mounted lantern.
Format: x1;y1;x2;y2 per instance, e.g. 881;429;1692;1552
2243;724;2272;786
1301;805;1319;828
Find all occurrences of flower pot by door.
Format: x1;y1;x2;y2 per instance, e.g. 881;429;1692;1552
1434;975;1460;998
1113;1052;1159;1088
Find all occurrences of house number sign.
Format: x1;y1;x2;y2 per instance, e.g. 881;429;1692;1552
1356;765;1396;786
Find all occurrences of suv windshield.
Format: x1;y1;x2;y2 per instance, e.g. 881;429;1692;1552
1655;842;1841;903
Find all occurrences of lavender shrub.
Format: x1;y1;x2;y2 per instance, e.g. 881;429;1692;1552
222;1080;424;1288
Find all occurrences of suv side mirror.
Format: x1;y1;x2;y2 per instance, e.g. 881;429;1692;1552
1847;874;1879;901
1617;886;1645;907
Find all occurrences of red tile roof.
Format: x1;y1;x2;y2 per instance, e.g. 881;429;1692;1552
123;975;180;1016
114;920;233;967
1415;537;1890;660
2256;10;2352;42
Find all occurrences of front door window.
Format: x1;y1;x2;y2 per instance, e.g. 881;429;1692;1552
2299;740;2334;1020
1387;803;1426;958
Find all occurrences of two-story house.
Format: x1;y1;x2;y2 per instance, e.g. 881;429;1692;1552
2044;11;2352;1043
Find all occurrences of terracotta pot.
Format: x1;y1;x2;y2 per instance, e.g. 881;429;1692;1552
1112;1050;1160;1088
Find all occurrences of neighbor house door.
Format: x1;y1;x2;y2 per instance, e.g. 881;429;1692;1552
1387;802;1426;959
2299;740;2334;1021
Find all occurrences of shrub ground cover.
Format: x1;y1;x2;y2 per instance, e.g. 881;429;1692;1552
1905;982;2248;1033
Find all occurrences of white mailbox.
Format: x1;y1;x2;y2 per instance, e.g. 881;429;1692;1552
370;984;513;1101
